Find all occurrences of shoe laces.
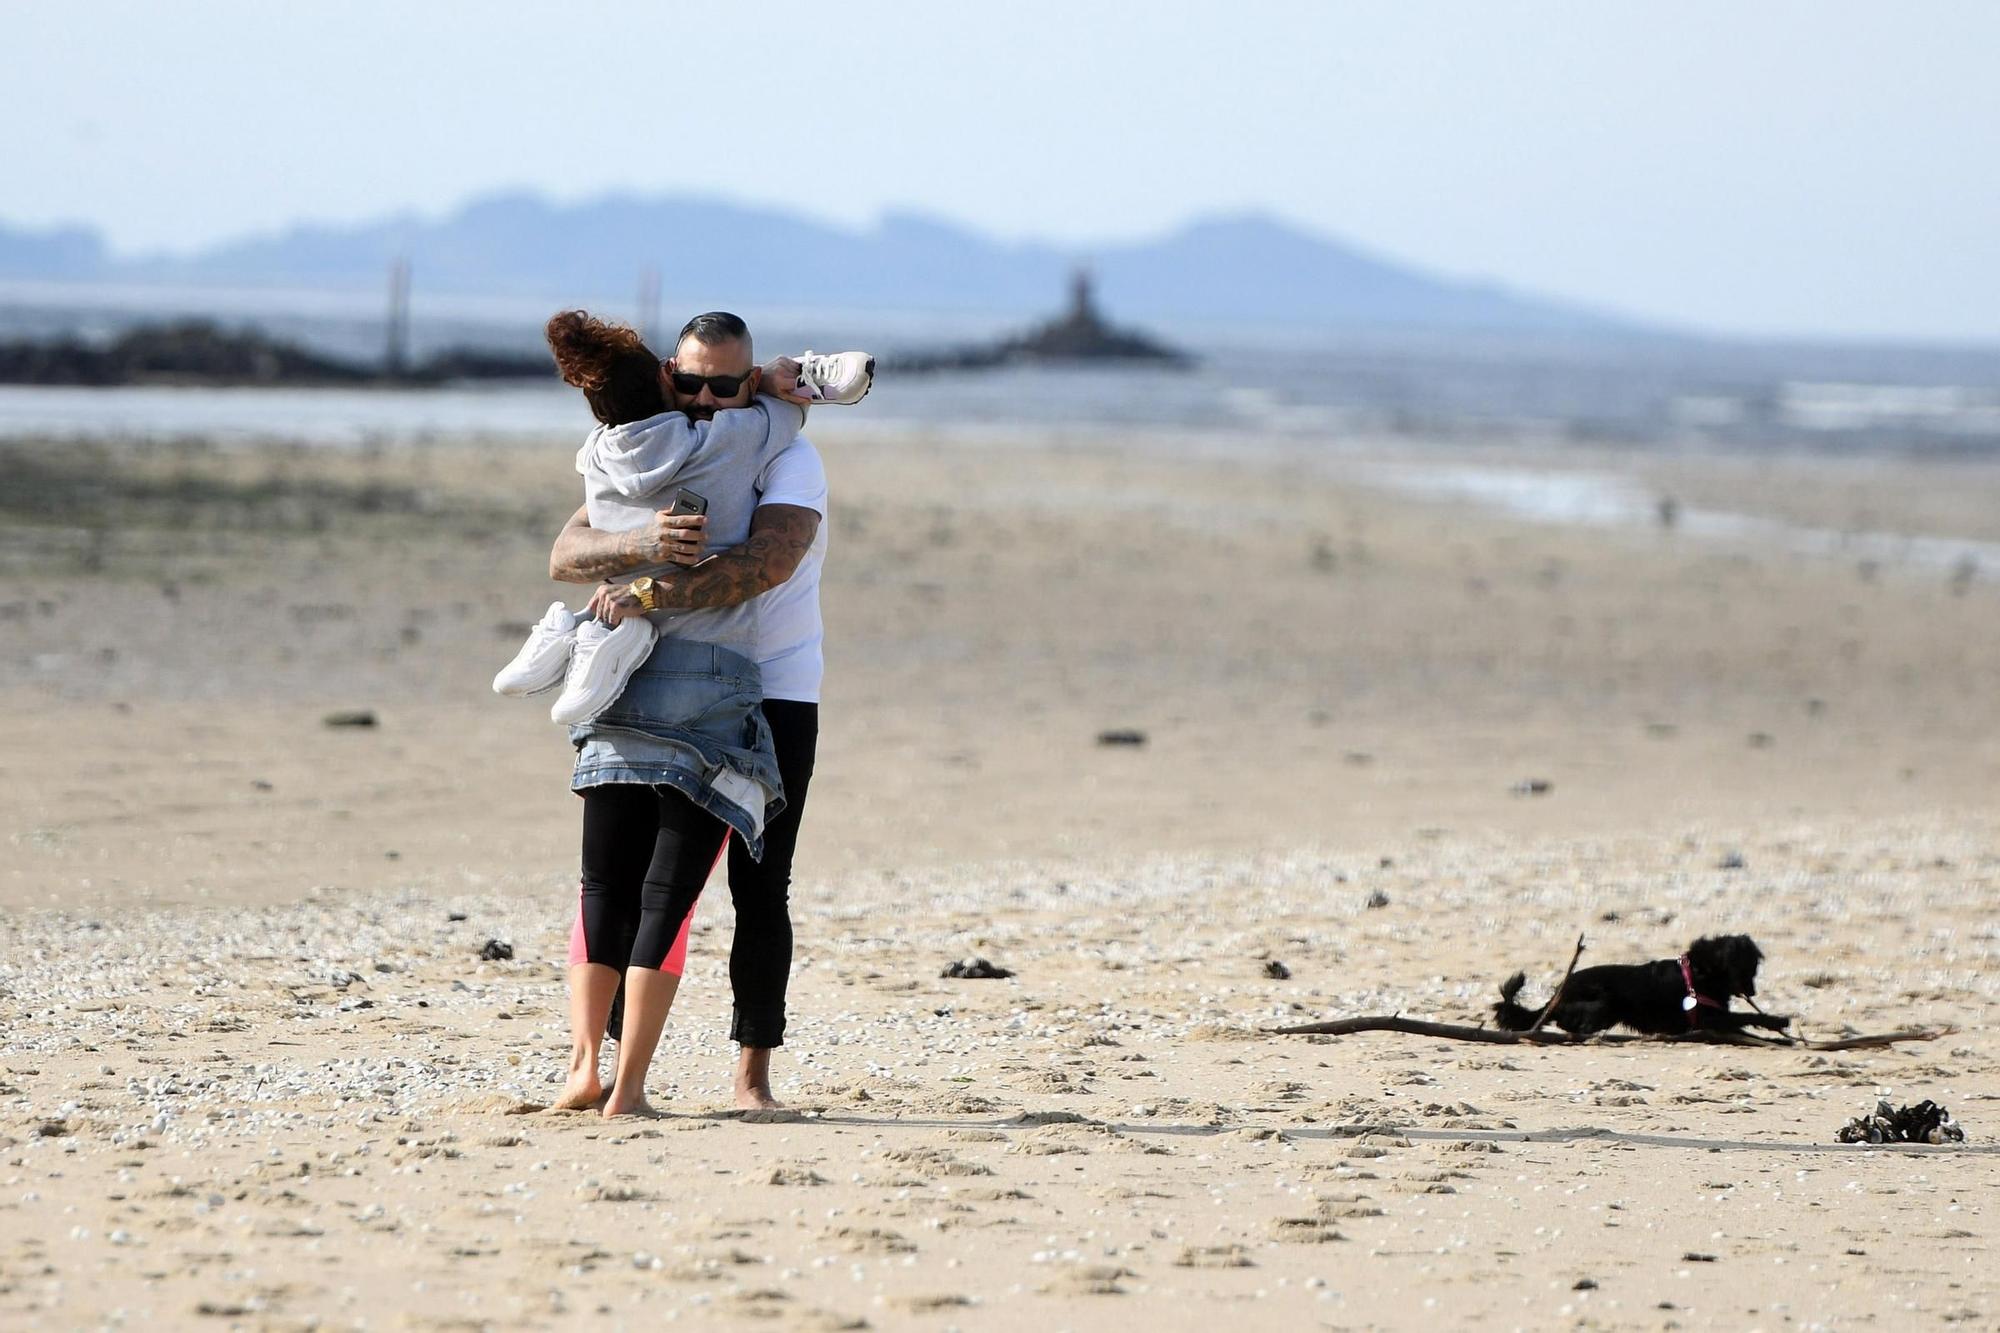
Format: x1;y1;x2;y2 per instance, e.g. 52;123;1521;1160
561;626;604;685
796;351;828;391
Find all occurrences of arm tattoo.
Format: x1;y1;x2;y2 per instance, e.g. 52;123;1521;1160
653;505;819;611
552;529;654;583
549;510;655;583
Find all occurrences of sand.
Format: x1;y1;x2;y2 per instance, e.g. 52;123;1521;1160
2;427;1998;1329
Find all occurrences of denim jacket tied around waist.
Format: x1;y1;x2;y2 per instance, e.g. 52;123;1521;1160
568;637;784;860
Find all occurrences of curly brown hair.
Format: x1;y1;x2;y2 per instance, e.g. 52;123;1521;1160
545;310;667;426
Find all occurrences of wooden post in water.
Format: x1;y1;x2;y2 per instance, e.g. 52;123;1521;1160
385;257;411;379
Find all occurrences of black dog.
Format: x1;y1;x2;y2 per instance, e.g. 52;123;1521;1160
1492;934;1791;1036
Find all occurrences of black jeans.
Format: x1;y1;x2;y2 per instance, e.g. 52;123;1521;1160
724;699;817;1046
582;700;818;1049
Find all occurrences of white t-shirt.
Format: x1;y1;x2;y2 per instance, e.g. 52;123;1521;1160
753;436;828;703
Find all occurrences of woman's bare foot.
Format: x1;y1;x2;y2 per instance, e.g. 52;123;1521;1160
560;964;620;1111
601;1087;659;1119
552;1040;604;1111
553;1069;604;1111
599;967;676;1121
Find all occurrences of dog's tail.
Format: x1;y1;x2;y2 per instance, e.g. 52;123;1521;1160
1491;971;1541;1031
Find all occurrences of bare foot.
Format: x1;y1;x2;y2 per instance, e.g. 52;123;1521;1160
734;1084;783;1112
553;1070;604;1111
735;1046;781;1111
601;1088;660;1119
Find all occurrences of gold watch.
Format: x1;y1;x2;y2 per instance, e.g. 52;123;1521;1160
628;576;659;612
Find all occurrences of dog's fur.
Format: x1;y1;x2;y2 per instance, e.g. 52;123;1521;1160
1491;934;1790;1036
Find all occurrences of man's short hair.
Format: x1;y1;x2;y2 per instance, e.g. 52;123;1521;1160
677;311;752;356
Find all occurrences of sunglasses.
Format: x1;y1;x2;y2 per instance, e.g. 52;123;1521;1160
669;369;753;398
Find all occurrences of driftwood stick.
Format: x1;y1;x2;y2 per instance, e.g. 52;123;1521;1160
1270;1014;1586;1044
1802;1027;1956;1051
1529;932;1588;1032
1268;1013;1952;1051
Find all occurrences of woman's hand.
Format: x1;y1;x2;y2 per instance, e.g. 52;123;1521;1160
760;356;813;404
587;581;646;625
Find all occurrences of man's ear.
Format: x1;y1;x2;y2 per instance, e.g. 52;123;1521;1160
748;366;763;395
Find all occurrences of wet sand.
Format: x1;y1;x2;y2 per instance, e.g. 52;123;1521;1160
2;429;1997;1328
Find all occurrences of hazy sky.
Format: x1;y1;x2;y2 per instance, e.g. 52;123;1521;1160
4;1;1997;342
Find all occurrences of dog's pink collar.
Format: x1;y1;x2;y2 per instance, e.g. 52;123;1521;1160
1679;954;1724;1025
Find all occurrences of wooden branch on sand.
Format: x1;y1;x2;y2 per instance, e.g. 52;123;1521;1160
1529;933;1587;1032
1272;1014;1582;1045
1267;1013;1953;1051
1799;1028;1956;1051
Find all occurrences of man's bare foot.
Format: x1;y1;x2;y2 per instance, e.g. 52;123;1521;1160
734;1084;783;1112
553;1070;604;1111
735;1046;780;1111
601;1088;659;1119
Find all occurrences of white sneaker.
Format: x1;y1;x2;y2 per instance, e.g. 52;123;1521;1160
796;350;874;405
492;602;579;696
550;616;658;725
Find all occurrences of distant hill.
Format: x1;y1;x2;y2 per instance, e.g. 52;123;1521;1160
0;222;109;281
0;193;1633;335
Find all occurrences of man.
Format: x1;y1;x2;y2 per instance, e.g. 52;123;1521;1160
550;311;848;1111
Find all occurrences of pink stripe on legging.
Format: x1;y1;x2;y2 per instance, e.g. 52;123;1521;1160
565;834;731;975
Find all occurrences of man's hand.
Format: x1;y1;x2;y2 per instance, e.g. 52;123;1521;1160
760;356;813;404
586;581;646;625
644;509;708;566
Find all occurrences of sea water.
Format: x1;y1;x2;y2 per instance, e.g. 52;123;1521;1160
4;286;1999;575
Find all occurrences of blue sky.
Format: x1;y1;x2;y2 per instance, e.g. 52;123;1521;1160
4;1;1997;342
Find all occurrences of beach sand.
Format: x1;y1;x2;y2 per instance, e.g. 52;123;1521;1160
2;429;1997;1329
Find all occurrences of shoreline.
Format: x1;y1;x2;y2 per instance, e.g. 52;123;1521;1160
9;403;2000;557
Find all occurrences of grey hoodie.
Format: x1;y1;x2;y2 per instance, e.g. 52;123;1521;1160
572;396;805;657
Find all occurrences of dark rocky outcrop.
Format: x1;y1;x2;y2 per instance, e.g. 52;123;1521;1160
0;319;549;387
890;271;1190;373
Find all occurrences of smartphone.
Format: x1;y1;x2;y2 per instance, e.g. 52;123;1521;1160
669;488;708;517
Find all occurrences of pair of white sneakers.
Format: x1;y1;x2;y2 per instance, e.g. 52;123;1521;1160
492;603;658;725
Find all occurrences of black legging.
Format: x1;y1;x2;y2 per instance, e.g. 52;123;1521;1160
577;782;727;970
578;701;818;1048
